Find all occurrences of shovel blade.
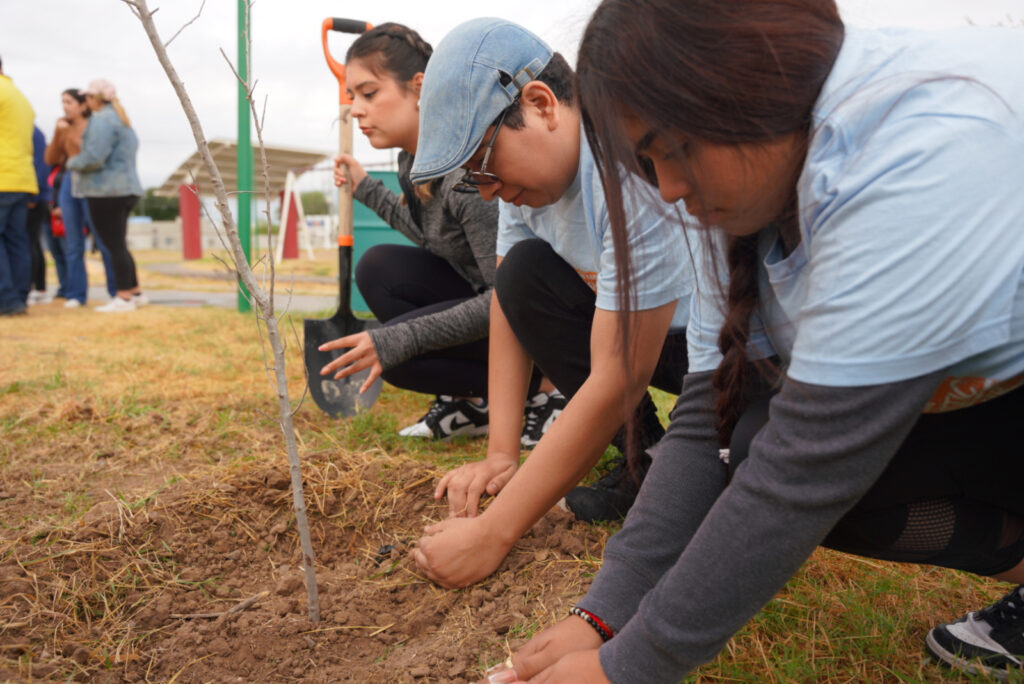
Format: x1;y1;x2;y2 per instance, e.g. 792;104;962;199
303;314;383;418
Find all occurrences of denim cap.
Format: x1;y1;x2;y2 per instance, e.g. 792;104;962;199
409;18;553;184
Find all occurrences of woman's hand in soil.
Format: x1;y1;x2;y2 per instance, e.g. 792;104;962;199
317;332;382;394
512;649;608;684
434;456;518;518
411;516;512;588
505;616;604;681
334;153;368;189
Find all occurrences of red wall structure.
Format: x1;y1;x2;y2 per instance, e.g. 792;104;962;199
179;184;202;260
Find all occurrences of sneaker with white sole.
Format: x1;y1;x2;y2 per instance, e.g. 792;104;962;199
926;585;1024;680
27;291;52;306
521;391;567;449
398;395;489;440
64;299;83;309
132;292;150;307
95;297;137;313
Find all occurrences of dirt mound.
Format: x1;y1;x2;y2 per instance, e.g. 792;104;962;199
0;452;607;683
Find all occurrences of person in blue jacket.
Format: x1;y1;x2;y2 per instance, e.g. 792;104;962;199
497;1;1024;683
67;79;146;313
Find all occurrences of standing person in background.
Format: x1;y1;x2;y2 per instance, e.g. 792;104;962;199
44;88;116;308
0;55;38;317
499;1;1024;682
26;126;54;305
319;23;561;444
66;79;145;313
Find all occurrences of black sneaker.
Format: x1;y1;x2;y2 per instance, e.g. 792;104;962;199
926;585;1024;680
398;395;489;440
521;391;567;449
564;455;649;523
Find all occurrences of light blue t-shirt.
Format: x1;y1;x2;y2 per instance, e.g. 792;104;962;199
497;127;694;331
688;26;1024;412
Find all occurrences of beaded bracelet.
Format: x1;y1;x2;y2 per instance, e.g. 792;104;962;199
570;606;614;642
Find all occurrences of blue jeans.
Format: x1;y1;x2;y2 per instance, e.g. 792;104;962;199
43;216;69;298
60;180;116;302
0;192;32;311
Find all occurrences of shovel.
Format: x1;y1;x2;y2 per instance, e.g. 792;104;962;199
303;17;380;418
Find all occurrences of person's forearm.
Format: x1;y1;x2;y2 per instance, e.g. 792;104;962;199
486;288;532;463
368;290;490;370
481;303;676;545
482;370;642;545
353;174;423;244
44;131;66;167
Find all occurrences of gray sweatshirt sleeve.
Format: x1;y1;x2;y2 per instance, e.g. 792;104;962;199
579;368;946;683
352;175;424;246
361;174;497;371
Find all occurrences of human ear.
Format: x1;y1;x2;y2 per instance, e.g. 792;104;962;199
409;72;424;96
520;81;559;131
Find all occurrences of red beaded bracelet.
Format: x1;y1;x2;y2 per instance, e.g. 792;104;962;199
570;606;614;642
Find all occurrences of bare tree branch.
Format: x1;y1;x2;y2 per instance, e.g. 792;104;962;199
164;0;206;48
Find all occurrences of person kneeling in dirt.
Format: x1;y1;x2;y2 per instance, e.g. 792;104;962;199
408;18;695;589
317;23;563;447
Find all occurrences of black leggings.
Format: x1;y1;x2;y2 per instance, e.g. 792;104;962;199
731;383;1024;576
356;243;492;398
496;239;688;456
26;202;49;291
86;195;139;292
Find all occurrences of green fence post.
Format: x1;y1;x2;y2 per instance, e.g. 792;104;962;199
236;0;252;312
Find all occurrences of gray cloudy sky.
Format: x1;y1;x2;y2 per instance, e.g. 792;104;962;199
2;0;1020;190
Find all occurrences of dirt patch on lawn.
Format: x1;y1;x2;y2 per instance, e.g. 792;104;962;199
0;451;606;683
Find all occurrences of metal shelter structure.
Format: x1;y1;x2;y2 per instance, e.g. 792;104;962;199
154;139;329;198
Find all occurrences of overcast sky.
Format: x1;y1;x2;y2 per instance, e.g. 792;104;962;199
2;0;1020;192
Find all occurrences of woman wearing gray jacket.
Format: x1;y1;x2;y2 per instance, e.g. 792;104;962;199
318;23;558;441
66;79;145;313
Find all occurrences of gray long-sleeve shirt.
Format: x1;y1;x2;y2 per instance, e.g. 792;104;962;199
578;368;946;683
353;152;498;370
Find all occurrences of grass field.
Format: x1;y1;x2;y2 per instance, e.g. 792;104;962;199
0;301;1018;682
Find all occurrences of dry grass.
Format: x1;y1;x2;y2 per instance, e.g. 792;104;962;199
0;303;1019;682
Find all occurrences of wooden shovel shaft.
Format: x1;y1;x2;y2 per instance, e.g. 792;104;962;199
338;103;354;243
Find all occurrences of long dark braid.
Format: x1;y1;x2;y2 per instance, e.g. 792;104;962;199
711;234;761;448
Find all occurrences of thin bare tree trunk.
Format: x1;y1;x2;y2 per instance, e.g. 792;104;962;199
122;0;320;622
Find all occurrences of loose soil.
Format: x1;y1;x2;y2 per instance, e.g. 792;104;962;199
1;453;603;683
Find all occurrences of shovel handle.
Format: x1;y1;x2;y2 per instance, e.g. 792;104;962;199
338;103;354;242
321;17;372;244
320;18;372;105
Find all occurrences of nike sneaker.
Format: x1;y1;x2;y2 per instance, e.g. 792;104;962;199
926;585;1024;680
521;390;567;449
398;395;489;440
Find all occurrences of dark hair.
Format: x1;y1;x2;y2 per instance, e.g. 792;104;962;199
346;22;432;86
62;88;91;118
346;23;436;201
497;52;576;130
577;0;843;447
63;88;86;104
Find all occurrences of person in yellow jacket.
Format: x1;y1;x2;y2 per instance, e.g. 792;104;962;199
0;56;38;316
